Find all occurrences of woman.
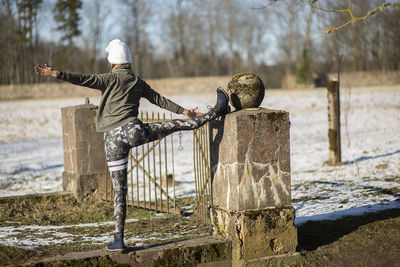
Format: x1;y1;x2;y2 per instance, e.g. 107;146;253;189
34;39;229;252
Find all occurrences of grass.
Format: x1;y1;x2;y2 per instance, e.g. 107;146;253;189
0;193;154;226
0;193;210;266
1;194;399;266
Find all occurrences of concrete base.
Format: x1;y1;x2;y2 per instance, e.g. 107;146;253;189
233;252;300;267
211;206;298;265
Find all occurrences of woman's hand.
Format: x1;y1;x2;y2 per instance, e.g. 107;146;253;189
182;107;203;118
34;64;59;78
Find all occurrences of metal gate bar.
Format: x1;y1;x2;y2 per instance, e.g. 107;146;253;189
193;123;212;222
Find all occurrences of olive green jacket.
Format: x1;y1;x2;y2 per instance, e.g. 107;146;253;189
57;66;184;132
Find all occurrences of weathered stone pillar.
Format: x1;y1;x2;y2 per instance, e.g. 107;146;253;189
210;108;298;266
61;101;109;201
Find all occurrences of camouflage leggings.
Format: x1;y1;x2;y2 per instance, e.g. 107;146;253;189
104;111;217;238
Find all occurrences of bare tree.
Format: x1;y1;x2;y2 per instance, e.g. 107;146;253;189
165;0;189;76
273;0;303;75
220;0;241;74
241;6;270;73
82;0;105;73
193;0;222;75
0;0;43;84
380;7;400;70
123;0;152;77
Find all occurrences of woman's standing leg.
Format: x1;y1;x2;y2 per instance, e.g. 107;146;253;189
104;114;216;252
104;126;131;252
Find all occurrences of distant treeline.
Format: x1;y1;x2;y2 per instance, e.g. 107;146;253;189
1;0;399;88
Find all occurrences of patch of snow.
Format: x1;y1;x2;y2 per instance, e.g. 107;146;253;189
295;200;400;226
0;216;166;249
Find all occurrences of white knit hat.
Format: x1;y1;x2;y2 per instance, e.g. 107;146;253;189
105;39;132;64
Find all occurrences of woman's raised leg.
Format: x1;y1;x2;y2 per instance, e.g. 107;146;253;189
127;88;230;147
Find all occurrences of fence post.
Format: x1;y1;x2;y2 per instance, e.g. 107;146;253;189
327;80;342;165
61;101;109;201
209;108;298;266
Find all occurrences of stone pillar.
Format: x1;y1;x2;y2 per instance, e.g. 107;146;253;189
61;102;109;201
209;108;298;266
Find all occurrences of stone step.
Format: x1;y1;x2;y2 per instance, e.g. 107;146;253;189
23;236;231;267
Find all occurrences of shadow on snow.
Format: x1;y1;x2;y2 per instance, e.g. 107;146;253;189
343;149;400;165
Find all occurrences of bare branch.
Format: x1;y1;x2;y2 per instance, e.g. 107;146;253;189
311;1;400;34
264;1;400;34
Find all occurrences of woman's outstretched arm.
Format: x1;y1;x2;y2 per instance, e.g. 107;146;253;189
34;64;59;78
34;64;110;91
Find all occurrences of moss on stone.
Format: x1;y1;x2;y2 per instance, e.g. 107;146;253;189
227;73;265;110
231;72;248;80
243;208;297;257
243;208;292;230
265;111;285;122
153;247;186;267
228;74;264;94
153;242;228;267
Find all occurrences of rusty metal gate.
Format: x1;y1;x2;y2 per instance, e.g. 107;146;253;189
102;113;211;220
193;123;212;222
103;112;179;215
128;111;179;214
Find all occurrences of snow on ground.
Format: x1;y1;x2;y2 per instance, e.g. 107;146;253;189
0;85;399;248
0;216;197;250
264;86;400;224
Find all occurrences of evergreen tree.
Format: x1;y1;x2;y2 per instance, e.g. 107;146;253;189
15;0;43;83
53;0;82;46
296;49;313;85
17;0;42;47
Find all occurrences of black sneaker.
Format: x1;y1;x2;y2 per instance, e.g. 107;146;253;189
106;234;126;252
213;87;230;116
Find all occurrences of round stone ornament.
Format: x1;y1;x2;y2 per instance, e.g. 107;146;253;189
227;73;265;110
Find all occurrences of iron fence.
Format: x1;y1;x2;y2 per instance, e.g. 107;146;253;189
193;123;212;222
102;113;211;221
